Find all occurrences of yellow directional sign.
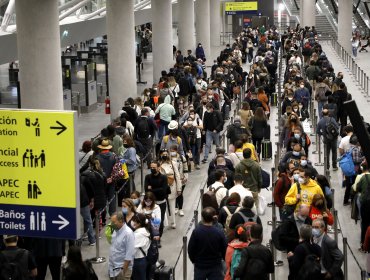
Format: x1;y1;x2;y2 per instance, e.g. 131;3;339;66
225;2;258;12
0;110;78;208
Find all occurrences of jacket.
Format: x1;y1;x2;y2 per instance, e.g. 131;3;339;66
81;169;106;211
317;116;339;142
227;123;248;145
235;159;262;192
234;240;274;280
203;110;224;132
96;151;116;178
273;174;291;208
258;93;270;112
133;227;151;259
144;173;168;201
309;206;334;226
224;240;249;280
319;235;344;279
249;117;268;139
160;160;182;200
285;179;324;210
123;147;137;173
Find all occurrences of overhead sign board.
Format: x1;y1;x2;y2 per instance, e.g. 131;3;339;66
225;2;258;15
0;109;79;239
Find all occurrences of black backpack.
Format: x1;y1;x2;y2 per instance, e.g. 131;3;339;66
297;244;321;280
0;249;28;280
140;240;159;266
243;247;267;278
135;117;150;139
178;76;191;97
325;118;339;140
186;126;197;145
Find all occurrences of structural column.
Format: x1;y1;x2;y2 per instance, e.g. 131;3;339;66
210;0;221;47
195;0;211;62
338;0;353;54
152;0;173;83
301;0;316;28
15;0;63;110
178;0;195;54
106;0;136;119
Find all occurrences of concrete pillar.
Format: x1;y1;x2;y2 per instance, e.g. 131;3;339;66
15;0;63;110
338;0;353;54
178;0;195;54
210;0;221;47
195;0;211;62
106;0;137;120
301;0;316;28
152;0;173;83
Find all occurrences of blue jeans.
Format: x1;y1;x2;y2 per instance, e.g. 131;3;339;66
194;265;224;280
191;138;201;164
204;131;220;160
158;119;170;140
80;205;96;244
132;257;147;280
318;101;325;118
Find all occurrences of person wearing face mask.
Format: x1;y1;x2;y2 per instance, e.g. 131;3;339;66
160;121;185;157
226;117;248;146
130;191;141;208
121;134;137;196
108;212;135;280
293;80;310;109
288;126;311;156
274;162;295;221
280;142;304;169
299;155;318;179
195;43;206;61
280;112;303;148
281;92;295;114
206;90;220;110
183;115;203;170
312;219;344;279
309;194;333;228
287;224;322;280
202;103;224;163
144;162;168;237
121;198;137;232
131;213;151;280
285;169;324;211
159;149;182;229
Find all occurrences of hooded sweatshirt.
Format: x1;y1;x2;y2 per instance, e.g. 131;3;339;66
235;159;262;192
225;240;249;280
284;179;324;211
133;227;151;259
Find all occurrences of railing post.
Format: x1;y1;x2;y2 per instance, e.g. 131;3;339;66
140;158;144;195
183;236;188;280
90;212;106;264
334;209;338;243
194;210;199;226
343;237;348;280
200;189;204;209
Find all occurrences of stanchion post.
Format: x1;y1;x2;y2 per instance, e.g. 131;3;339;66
115;191;119;210
343;237;348;280
200;189;204;209
334;209;338;243
318;135;322;163
140;159;144;195
270;239;276;280
90;212;106;263
323;141;328;172
183;236;188;280
194;210;199;227
361;270;367;280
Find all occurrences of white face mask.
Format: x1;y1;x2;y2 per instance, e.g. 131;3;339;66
170;152;177;157
300;84;304;88
188;121;193;126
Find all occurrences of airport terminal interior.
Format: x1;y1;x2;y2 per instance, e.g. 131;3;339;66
2;0;370;279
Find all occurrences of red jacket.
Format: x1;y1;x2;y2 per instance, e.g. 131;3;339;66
363;226;370;252
273;174;291;208
309;206;334;226
224;240;249;280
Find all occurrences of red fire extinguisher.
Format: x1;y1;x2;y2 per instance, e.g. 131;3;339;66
105;97;111;114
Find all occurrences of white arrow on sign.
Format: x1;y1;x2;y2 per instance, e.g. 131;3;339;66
52;215;70;230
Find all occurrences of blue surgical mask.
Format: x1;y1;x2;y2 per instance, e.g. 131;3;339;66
293;174;300;181
298;177;305;184
300;160;307;166
122;207;128;215
133;198;140;206
224;177;227;183
294;134;300;139
293;151;300;156
312;228;322;238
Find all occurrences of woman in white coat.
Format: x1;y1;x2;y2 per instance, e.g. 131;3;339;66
159;149;181;229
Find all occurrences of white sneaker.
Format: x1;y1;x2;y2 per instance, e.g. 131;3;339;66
175;208;179;215
179;210;184;217
171;223;176;229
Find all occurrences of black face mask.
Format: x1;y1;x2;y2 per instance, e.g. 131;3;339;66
161;156;169;161
202;101;207;105
170;130;178;136
150;168;157;175
123;144;129;148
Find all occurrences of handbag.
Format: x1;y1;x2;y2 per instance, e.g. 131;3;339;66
282;182;301;217
257;194;267;216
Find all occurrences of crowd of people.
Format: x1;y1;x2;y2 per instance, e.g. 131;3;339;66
1;22;370;280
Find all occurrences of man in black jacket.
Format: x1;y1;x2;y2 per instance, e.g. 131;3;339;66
312;219;344;279
234;224;274;280
202;103;224;163
144;160;168;237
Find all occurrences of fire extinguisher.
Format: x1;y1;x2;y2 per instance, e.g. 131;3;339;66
105;97;111;114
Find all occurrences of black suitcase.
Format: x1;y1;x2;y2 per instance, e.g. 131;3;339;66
270;92;277;106
263;124;271;140
154;265;174;280
262;140;272;160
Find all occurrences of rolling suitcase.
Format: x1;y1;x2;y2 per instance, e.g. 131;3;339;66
263;124;271;140
154;265;174;280
262;140;272;160
270;92;277;106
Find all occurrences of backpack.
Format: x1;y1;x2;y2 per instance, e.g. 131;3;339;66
105;222;115;244
238;211;258;225
315;85;328;102
202;186;223;211
339;148;356;177
223;205;241;235
140;240;159;266
163;135;181;145
271;224;286;251
0;249;28;280
297;244;322;280
325;118;339;141
230;248;243;280
136;117;150;139
186;126;197;145
243;248;267;278
178;76;191;96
